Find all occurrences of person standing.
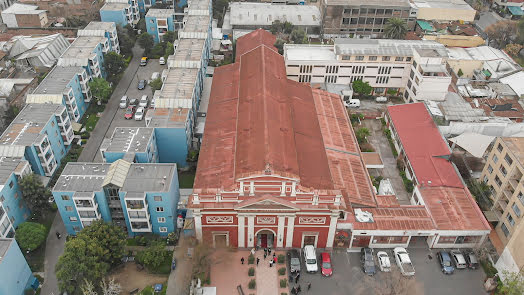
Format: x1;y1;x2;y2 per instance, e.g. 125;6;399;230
307;282;311;291
297;285;302;294
241;257;245;265
268;247;272;256
269;260;273;267
263;252;267;260
295;272;300;284
273;256;277;264
256;257;260;266
264;248;267;256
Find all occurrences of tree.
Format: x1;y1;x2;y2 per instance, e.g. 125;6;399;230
505;43;523;57
150;43;165;58
457;68;464;77
165;41;175;58
101;278;122;295
500;271;524;295
486;20;517;48
15;222;47;251
356;128;371;144
162;31;177;43
274;39;285;55
103;52;126;82
3;104;19;126
150;78;163;92
78;220;127;267
518;18;524;44
19;173;51;216
117;25;135;57
89;78;112;104
290;27;308;44
352;80;372;97
213;0;231;27
384;18;408;39
137;18;146;33
136;241;171;271
138;32;154;53
81;279;97;295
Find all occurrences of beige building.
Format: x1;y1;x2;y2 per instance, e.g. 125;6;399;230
411;0;476;23
481;137;524;272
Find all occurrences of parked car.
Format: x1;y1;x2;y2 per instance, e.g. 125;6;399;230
119;95;128;108
375;96;388;102
394;247;415;276
134;107;145;120
124;106;136;119
150;97;156;109
287;249;301;274
159;57;165;65
140;57;147;66
320;252;333;277
360;247;376;276
138;79;146;90
303;245;318;273
345;99;360;108
464;251;479;269
437;251;455;274
450;250;467;269
139;95;148;108
377;251;391;272
129;97;138;106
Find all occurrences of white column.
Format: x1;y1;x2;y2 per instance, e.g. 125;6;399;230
280;182;286;196
238;216;245;248
194;212;203;242
249;182;255;196
285;216;295;248
247;215;255;248
277;216;285;248
291;182;297;196
239;182;244;196
326;214;338;248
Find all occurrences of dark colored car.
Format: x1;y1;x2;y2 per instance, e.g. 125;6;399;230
287;249;301;274
437;251;455;274
129;97;138;106
360;247;376;276
464;251;479;269
138;79;146;90
321;252;333;277
124;105;136;119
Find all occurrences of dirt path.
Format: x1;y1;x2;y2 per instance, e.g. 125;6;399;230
110;262;168;293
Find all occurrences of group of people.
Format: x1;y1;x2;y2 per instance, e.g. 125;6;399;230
291;281;311;294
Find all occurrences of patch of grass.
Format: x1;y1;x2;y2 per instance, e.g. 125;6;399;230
248;279;256;289
278;267;286;275
24;211;56;271
280;279;287;288
278;254;285;264
139;283;167;295
248;267;255;276
84;113;100;132
178;171;195;188
481;260;498;278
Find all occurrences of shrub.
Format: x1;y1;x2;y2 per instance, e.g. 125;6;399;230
281;293;288;295
481;260;498;278
248;254;255;264
248;267;255;276
277;254;285;264
248;279;256;289
280;279;287;288
278;267;286;275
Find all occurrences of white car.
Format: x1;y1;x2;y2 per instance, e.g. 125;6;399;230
394;247;415;276
134;107;145;121
150;97;155;109
303;245;318;273
139;95;148;108
159;57;165;65
119;95;128;108
377;251;391;272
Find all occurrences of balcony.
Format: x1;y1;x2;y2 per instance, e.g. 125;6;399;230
508;179;520;190
126;199;146;210
75;199;95;208
130;221;151;232
127;209;149;220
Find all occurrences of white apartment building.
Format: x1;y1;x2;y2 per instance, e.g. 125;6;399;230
284;39;449;101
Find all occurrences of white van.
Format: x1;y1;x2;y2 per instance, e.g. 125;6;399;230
345;99;360;108
303;245;318;273
375;96;388;102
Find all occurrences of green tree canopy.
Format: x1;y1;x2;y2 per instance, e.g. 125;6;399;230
356;128;371;144
274;39;286;55
352;80;373;97
15;222;47;251
89;78;112;104
290;27;308;44
165;41;175;58
150;42;166;58
384;18;408;39
270;20;294;35
150;78;163;92
19;173;51;216
117;25;135;56
162;31;177;43
103;52;126;81
138;32;154;53
518;18;524;44
136;241;171;271
500;271;524;295
77;220;127;266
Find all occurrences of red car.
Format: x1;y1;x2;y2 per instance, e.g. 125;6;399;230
124;106;136;119
321;252;333;276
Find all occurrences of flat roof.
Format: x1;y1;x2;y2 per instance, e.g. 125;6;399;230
0;238;14;263
147;107;189;128
187;0;211;14
229;3;321;27
2;3;45;14
122;163;177;193
100;2;129;10
156;68;198;108
33;66;83;95
325;0;410;7
284;45;336;61
0;157;27;185
172;38;206;62
334;39;447;57
0;104;65;146
103;127;154;153
146;8;174;18
83;21;115;32
58;36;104;66
181;15;210;35
412;0;475;11
500;71;524;97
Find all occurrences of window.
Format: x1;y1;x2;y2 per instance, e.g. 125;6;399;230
501;223;510;237
505;154;513;165
495;176;502;187
507;214;515;226
518;192;524;206
342;18;349;25
158;217;166;223
154;196;163;202
10;216;15;223
500;165;507;176
497;143;503;152
343;9;351;14
438;236;456;243
342;55;350;60
356;56;364;61
493;154;498;163
395;57;403;61
0;195;4;202
487;165;493;174
159;227;168;233
512;203;521;217
382;56;391;61
369;56;377;61
73;226;81;232
406;57;412;62
65;206;73;212
156;207;164;212
69;216;78;222
9;181;13;189
62;195;70;201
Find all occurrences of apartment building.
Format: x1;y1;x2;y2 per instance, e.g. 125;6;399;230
0;157;31;238
0;238;38;295
0;104;74;177
78;21;121;54
100;127;159;164
146;9;177;43
321;0;416;38
57;36;106;79
53;160;180;236
100;0;140;27
27;66;91;122
480;137;524;273
284;39;448;99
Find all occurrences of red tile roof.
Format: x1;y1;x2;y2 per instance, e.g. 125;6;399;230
375;195;400;207
387;103;463;188
353;207;435;231
235;29;277;62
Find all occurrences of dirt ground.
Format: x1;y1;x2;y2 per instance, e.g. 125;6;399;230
168;236;194;295
109;262;169;293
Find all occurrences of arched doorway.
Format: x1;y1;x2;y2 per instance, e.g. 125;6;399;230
255;229;276;249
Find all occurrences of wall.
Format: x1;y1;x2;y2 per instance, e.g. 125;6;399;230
0;174;31;229
100;9;128;27
146;171;179;236
423;35;485;48
67;73;89;119
447;59;483;78
505;204;524;270
0;239;35;295
43;115;70;168
155;128;188;167
146;16;160;43
53;191;82;235
14;12;46;28
416;7;476;23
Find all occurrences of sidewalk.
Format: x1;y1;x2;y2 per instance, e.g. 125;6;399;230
40;213;66;295
166;236;193;295
77;45;144;162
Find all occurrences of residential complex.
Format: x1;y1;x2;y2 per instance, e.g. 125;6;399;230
0;104;74;177
100;0;140;27
189;29;490;250
52;160;180;236
57;36;106;79
145;9;177;43
78;21;121;54
481;137;524;273
0;238;38;295
100;127;158;164
284;39;450;101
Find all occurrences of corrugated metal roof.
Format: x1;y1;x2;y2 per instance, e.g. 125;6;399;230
26;94;63;104
102;159;131;188
0;145;25;157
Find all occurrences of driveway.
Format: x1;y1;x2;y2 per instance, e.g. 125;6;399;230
293;248;487;295
39;213;66;295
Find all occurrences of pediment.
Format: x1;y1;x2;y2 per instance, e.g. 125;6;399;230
235;197;300;211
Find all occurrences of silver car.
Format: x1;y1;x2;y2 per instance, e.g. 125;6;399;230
119;95;128;108
450;250;467;269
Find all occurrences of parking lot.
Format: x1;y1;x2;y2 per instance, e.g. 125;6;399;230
292;248;486;295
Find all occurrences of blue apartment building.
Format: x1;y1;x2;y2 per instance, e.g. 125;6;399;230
0;104;74;177
27;66;91;122
0;157;32;238
79;21;121;54
100;127;159;163
146;9;176;43
52;160;180;236
57;36;107;79
0;239;38;295
100;0;140;27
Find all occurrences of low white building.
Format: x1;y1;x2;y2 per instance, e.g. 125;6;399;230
500;71;524;99
8;33;70;71
0;3;48;28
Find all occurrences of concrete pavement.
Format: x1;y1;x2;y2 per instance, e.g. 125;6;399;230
78;45;144;162
40;213;66;295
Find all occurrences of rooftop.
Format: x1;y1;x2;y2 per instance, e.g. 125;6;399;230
501;137;524;165
334;39;447;58
82;21;115;32
187;0;211;14
500;71;524;98
284;44;336;61
235;29;276;61
122;163;176;194
9;34;68;61
58;36;104;66
439;92;487;122
155;68;199;108
2;3;46;14
411;0;474;11
0;238;14;263
146;8;175;18
325;0;410;6
463;97;524;121
32;66;83;95
229;3;321;27
352;206;435;231
0;104;65;146
171;38;206;64
100;2;129;11
146;107;189;128
179;15;210;38
102;127;154;153
0;157;27;185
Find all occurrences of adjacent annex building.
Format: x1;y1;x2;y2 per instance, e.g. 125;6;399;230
189;29;490;250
